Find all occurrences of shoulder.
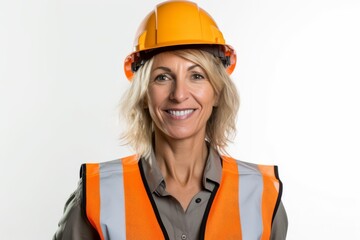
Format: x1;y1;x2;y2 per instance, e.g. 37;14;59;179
221;155;280;179
80;155;139;177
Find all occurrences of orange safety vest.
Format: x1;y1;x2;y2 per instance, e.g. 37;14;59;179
81;155;282;240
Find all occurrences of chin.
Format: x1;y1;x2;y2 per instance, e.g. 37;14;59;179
162;127;204;141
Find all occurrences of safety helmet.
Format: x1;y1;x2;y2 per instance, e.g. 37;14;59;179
124;1;236;80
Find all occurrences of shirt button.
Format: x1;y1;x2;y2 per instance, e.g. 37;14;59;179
181;234;187;240
195;198;202;203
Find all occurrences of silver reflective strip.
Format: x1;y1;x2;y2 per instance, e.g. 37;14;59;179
237;161;263;240
99;160;126;240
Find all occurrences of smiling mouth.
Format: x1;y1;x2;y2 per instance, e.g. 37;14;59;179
166;109;195;117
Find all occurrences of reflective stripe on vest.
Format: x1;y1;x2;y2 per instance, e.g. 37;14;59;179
82;155;281;240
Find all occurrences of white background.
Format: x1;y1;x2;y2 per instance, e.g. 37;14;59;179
1;0;359;239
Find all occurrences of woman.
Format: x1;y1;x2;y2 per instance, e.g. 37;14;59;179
54;1;287;239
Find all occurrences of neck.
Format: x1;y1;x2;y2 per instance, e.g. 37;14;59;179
153;130;208;186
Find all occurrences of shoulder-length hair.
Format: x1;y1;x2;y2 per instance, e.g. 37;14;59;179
120;49;239;157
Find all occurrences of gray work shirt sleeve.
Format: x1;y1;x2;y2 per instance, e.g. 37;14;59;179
52;179;99;240
270;201;288;240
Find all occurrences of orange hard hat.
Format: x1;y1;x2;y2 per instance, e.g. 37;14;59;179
124;1;236;80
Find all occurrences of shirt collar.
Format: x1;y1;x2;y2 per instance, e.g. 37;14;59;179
140;143;222;194
202;146;222;190
141;149;164;194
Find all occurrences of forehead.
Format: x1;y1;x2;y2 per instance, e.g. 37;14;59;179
151;51;201;70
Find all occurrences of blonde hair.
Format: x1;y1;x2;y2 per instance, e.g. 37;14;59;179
120;49;239;157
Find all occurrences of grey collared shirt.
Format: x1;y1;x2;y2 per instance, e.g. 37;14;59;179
53;150;288;240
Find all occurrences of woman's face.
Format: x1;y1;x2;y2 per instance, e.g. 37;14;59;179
147;52;218;141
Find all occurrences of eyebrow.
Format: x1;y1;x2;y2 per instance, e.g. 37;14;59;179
188;64;201;71
152;64;202;73
152;66;171;72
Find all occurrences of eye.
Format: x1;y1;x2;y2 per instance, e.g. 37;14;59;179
191;73;205;80
154;74;171;82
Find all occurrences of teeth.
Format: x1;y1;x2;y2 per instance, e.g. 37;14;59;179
168;109;194;116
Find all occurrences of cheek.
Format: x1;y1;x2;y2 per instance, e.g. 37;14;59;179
146;96;159;124
196;88;217;107
147;87;158;107
147;87;166;111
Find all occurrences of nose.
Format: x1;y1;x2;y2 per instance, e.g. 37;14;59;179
169;78;189;103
